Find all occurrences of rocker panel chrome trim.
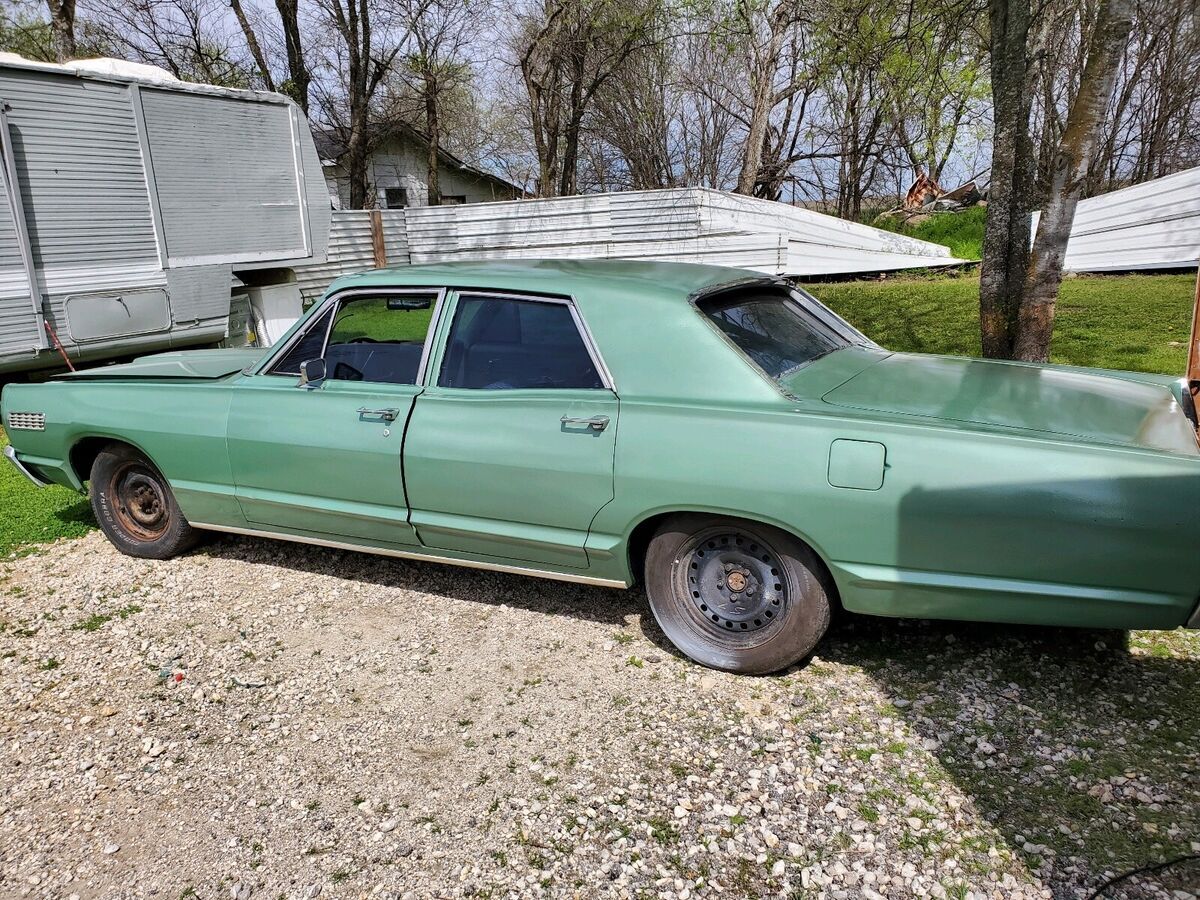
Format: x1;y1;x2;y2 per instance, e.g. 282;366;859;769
190;521;630;588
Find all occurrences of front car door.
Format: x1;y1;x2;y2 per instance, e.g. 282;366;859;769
403;291;619;568
226;288;442;545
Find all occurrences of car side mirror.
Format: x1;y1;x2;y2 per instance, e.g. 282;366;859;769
298;358;326;389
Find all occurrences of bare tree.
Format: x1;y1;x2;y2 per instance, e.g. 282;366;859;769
709;0;811;196
1014;0;1135;360
514;0;662;196
274;0;312;111
85;0;254;85
979;0;1036;358
391;0;479;205
313;0;410;208
45;0;74;59
228;0;274;89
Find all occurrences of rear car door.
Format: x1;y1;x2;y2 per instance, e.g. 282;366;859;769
403;291;618;568
226;289;441;545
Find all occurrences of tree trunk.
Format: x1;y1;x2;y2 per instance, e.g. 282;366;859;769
425;73;441;206
1014;0;1135;362
45;0;76;62
736;23;786;196
979;0;1035;359
229;0;275;92
276;0;311;113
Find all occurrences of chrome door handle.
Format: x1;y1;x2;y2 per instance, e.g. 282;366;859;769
357;407;400;422
561;414;610;432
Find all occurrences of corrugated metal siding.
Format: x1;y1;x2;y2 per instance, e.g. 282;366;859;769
0;69;164;356
166;264;234;323
296;188;961;306
294;210;410;304
141;89;306;262
1035;166;1200;272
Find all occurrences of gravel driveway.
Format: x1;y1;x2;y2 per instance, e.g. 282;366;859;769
2;532;1197;899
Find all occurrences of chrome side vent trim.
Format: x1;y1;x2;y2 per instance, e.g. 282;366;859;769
6;411;45;431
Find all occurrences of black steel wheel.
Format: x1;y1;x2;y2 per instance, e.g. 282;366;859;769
645;515;831;674
90;443;199;559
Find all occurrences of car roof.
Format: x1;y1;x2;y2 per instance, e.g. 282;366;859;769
324;258;789;404
326;258;775;304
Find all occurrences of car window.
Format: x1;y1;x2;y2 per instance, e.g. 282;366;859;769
438;295;605;390
268;305;335;376
267;293;437;385
697;289;846;380
324;294;437;384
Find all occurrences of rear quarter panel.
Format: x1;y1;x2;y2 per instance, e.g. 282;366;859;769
1;379;241;525
594;398;1200;630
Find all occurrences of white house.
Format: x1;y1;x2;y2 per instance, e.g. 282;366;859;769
313;123;524;210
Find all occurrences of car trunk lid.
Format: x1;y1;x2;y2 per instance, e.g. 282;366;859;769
822;352;1199;455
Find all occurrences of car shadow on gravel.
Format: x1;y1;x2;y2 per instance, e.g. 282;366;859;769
196;534;637;626
819;614;1200;898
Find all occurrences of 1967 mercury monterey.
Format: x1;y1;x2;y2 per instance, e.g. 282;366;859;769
3;260;1199;673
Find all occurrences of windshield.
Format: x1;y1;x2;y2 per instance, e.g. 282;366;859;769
697;286;868;381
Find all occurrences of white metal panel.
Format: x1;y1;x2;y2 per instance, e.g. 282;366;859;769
140;89;307;264
1035;167;1200;272
299;188;959;298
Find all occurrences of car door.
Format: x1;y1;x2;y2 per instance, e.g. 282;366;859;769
403;291;618;568
226;288;443;546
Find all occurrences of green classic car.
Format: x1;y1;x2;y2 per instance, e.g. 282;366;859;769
3;260;1199;672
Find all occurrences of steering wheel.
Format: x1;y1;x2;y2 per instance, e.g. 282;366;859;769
347;337;379;344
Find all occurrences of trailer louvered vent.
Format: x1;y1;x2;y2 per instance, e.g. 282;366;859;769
7;412;45;431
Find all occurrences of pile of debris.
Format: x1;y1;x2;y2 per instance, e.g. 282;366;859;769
877;170;985;226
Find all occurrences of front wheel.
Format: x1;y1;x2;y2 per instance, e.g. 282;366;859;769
90;443;199;559
644;515;831;674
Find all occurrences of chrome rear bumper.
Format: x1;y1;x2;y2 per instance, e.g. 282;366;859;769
3;444;48;487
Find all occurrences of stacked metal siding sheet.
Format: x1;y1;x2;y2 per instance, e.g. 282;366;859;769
294;210;409;305
296;188;958;301
1033;166;1200;272
692;191;962;274
402;188;956;274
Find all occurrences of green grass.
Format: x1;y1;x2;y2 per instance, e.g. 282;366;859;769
809;272;1195;376
330;297;433;343
874;205;987;260
0;427;94;556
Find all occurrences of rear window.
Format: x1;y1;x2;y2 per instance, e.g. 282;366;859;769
697;290;846;380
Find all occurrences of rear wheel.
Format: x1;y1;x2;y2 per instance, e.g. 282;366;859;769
89;443;198;559
644;514;831;674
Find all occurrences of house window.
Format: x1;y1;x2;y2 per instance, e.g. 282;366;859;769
384;187;408;209
440;194;467;205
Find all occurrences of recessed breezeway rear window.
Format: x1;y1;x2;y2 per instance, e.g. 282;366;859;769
697;289;849;380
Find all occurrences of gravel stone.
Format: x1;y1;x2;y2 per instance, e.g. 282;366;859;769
1;532;1196;898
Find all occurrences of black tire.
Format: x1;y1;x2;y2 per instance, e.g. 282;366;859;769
89;443;199;560
644;514;832;674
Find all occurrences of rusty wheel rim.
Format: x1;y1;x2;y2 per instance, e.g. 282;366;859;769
681;530;788;635
109;462;170;541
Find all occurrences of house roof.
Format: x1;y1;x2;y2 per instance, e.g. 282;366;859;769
311;122;524;196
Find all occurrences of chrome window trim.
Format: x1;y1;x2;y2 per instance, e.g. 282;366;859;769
257;286;446;384
436;289;616;392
